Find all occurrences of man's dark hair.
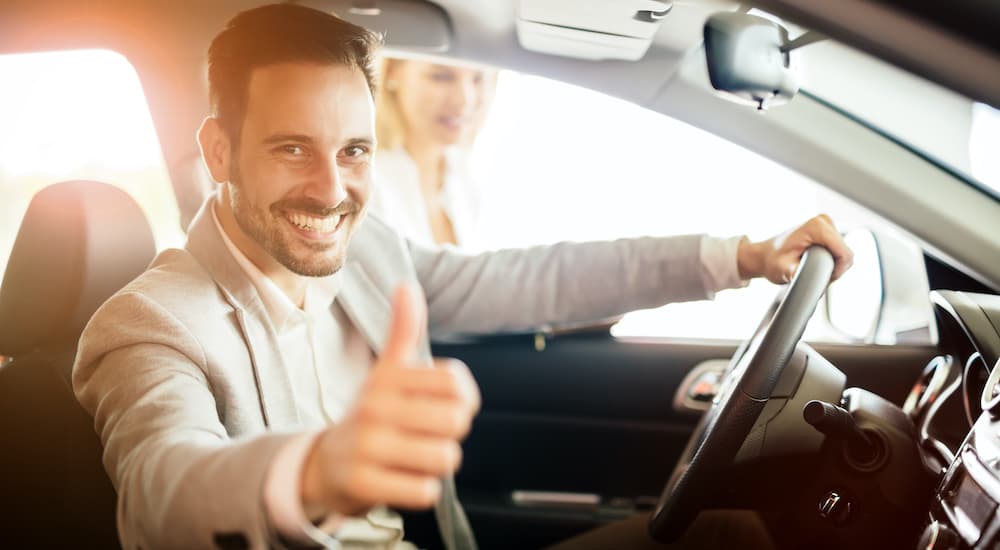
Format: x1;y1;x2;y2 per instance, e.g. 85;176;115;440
208;3;381;142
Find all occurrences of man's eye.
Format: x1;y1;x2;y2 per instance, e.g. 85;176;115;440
342;146;368;159
281;145;306;156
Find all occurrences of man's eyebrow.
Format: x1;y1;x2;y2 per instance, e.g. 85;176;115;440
262;134;315;145
346;136;376;147
261;135;376;148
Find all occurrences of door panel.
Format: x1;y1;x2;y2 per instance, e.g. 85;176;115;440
406;333;936;549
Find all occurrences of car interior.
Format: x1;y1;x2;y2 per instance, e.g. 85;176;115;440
0;1;999;549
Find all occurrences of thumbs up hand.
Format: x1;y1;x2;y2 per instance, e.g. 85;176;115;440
300;284;481;517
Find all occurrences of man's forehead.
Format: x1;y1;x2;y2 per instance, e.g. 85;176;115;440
242;62;374;138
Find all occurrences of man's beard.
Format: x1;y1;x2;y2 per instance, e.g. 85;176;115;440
228;163;359;277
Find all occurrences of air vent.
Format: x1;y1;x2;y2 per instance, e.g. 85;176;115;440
903;355;953;419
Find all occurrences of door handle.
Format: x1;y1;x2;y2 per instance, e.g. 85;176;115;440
511;490;600;509
673;359;729;414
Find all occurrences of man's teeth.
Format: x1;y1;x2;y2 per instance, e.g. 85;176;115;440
287;212;341;232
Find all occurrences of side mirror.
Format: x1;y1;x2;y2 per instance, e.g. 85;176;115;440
825;228;935;344
703;12;800;110
825;230;883;341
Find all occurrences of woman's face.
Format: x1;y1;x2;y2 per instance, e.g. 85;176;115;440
390;60;488;147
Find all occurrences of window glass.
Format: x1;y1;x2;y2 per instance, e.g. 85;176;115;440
0;49;183;274
802;42;1000;199
971;103;1000;195
469;71;926;343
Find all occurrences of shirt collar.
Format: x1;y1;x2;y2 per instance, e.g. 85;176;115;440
210;202;340;332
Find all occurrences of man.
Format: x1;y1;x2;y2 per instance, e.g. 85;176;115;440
73;4;852;549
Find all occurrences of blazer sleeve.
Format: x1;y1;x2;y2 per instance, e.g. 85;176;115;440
409;234;717;337
73;290;299;549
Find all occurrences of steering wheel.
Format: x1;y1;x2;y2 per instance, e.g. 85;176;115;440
649;245;836;542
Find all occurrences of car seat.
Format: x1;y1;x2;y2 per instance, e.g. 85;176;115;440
0;180;156;548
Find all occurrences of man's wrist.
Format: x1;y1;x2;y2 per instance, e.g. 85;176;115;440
737;236;765;280
264;430;335;544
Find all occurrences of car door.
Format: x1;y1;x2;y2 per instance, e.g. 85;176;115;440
393;68;939;549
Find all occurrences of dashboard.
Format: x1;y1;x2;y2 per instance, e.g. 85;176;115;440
908;291;1000;548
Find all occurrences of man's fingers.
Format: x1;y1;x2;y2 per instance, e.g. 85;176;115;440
357;426;463;477
362;360;481;439
810;215;854;281
776;215;853;283
782;258;798;283
370;359;478;401
380;283;427;366
361;391;476;439
437;358;482;415
340;463;443;510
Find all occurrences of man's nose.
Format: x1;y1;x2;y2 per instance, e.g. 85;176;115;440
308;155;349;206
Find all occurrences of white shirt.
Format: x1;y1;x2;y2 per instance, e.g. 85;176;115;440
211;206;407;548
370;146;482;248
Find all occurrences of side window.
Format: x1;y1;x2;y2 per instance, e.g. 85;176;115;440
0;49;183;274
971;103;1000;195
468;71;932;344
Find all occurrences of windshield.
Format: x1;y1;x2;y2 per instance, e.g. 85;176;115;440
799;41;1000;199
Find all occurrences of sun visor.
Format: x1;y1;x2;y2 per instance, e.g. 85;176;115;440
517;0;673;61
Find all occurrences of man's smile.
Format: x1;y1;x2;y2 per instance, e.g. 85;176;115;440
283;210;345;237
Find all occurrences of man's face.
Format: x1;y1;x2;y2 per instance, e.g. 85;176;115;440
226;62;375;277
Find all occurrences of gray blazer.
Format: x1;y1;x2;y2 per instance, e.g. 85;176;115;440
73;196;712;549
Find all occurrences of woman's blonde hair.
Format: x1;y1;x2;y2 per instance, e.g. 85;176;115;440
375;57;497;151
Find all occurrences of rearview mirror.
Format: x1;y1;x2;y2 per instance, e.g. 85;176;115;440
703;12;799;110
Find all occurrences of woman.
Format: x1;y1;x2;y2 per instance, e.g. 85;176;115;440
371;57;496;247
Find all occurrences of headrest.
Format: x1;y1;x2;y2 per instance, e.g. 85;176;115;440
0;181;156;356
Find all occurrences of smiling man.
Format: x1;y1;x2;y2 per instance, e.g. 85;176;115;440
73;4;852;550
207;61;374;298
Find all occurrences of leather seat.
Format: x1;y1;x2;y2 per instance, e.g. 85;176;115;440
0;180;156;548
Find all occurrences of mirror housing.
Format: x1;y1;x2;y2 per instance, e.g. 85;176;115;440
703;12;799;110
825;228;935;344
825;230;883;342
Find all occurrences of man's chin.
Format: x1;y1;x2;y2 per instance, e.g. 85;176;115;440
268;241;346;277
284;254;345;277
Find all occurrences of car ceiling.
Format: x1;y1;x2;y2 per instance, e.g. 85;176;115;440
0;0;726;184
1;0;999;290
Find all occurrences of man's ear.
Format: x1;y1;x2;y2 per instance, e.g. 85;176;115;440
197;117;232;184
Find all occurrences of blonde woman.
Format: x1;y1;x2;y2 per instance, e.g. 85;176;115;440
370;58;496;247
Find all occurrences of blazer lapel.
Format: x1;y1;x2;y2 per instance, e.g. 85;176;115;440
337;261;392;355
184;196;301;429
336;214;432;361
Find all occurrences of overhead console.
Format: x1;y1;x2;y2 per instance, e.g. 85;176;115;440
516;0;673;60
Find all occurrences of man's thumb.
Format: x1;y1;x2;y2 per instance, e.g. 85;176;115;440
380;283;427;365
